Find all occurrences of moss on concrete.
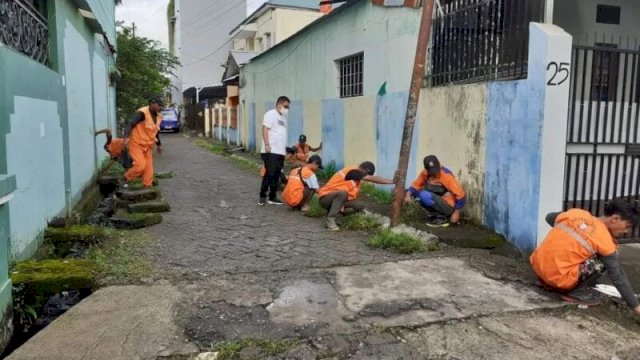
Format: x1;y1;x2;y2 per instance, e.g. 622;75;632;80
45;225;110;257
88;230;153;285
110;211;162;229
341;214;381;231
368;230;436;254
12;260;97;296
128;200;170;213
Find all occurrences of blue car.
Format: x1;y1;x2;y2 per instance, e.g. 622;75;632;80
160;108;180;132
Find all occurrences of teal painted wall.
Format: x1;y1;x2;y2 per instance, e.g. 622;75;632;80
0;0;116;260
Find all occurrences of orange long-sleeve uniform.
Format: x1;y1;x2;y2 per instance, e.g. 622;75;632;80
106;138;125;159
124;106;161;187
318;165;362;200
409;168;466;209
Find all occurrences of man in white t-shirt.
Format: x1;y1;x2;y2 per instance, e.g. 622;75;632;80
259;96;290;205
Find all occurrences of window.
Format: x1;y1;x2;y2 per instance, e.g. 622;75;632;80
265;33;272;49
0;0;50;65
591;43;619;101
596;5;621;25
337;52;363;98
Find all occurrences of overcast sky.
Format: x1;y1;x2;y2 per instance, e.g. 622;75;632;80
116;0;170;48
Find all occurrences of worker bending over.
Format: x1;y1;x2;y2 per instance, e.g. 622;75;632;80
123;96;164;188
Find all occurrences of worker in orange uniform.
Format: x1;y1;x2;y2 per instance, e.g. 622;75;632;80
530;199;640;313
95;128;125;160
282;155;323;212
404;155;465;228
318;161;394;231
122;97;164;188
294;134;322;162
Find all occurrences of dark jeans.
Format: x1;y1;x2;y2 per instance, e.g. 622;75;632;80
319;191;364;218
293;188;314;209
408;188;454;217
260;153;285;199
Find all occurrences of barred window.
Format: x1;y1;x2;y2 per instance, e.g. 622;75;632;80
337;53;363;98
0;0;50;65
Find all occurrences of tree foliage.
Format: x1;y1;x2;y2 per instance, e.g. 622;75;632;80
115;27;179;129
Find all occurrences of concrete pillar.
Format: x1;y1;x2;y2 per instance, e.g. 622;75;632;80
226;107;231;145
218;107;223;141
530;23;572;246
204;107;211;137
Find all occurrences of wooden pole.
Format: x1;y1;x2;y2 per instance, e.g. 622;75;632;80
390;0;436;227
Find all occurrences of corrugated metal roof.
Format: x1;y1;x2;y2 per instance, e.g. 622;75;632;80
231;51;259;65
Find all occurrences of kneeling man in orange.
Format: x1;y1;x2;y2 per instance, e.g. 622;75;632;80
282;155;323;212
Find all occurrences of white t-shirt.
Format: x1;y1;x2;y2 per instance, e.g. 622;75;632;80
260;109;287;155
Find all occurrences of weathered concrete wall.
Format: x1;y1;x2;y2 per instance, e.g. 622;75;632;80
419;84;488;222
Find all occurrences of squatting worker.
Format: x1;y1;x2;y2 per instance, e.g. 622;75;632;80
283;155;323;212
123;96;164;188
530;199;640;314
294;134;322;162
404;155;466;228
318;161;394;231
259;96;290;206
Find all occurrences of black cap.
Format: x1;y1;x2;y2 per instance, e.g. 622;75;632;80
360;161;375;176
299;134;307;143
308;155;323;169
423;155;441;176
149;96;165;107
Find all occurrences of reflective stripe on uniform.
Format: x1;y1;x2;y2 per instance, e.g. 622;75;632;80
557;223;596;256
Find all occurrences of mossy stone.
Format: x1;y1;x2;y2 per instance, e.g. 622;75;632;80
12;259;98;296
45;225;109;257
128;200;170;213
116;188;160;202
110;211;162;229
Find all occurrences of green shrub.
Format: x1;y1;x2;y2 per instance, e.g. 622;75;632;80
303;197;326;218
368;230;432;254
317;160;337;180
341;214;381;231
361;183;394;204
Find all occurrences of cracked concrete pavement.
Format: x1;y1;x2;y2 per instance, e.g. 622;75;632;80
9;135;640;360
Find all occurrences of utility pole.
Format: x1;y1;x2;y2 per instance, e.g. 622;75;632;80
132;22;136;38
390;0;436;227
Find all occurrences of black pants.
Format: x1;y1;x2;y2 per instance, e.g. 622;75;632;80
319;191;364;218
260;153;285;199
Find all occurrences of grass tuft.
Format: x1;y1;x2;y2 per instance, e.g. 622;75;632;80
368;229;432;254
87;230;153;285
361;183;394;204
317;160;337;180
341;214;381;231
194;139;226;154
213;338;298;360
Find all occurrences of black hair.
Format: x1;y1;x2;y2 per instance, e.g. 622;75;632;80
604;199;640;227
276;96;291;105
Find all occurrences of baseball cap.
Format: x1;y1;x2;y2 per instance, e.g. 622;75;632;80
299;134;307;143
423;155;441;176
308;155;323;169
149;96;165;107
360;161;376;176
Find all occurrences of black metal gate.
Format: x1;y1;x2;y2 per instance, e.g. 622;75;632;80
564;44;640;231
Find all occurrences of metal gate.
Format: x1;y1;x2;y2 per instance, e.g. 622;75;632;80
564;44;640;231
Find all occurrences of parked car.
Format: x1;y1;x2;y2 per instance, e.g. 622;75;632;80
160;108;180;132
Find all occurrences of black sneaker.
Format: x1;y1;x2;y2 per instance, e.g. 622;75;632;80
258;197;266;206
426;216;450;228
561;287;603;307
267;198;284;205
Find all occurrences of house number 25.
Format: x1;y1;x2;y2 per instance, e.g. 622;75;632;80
547;62;570;86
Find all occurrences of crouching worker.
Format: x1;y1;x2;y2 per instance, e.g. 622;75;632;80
95;128;132;168
530;199;640;314
283;155;323;211
318;161;394;231
405;155;465;228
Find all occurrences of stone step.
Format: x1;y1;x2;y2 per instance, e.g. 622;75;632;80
12;259;97;297
116;188;160;202
128;200;171;213
45;225;109;257
109;211;163;229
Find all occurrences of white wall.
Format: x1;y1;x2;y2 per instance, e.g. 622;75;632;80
554;0;640;46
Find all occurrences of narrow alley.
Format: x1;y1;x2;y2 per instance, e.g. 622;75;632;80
8;135;640;360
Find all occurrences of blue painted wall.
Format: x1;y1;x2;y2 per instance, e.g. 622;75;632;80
287;100;304;146
484;79;545;253
375;91;419;188
321;99;345;169
248;102;256;150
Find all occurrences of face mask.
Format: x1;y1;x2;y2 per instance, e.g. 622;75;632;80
280;108;289;117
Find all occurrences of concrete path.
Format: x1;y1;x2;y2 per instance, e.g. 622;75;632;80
9;135;640;360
